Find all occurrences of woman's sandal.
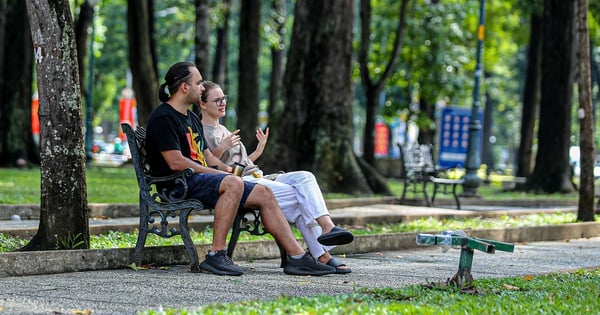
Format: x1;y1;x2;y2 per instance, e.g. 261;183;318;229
317;226;354;246
326;257;352;274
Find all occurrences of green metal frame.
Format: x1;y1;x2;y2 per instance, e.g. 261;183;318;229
416;233;515;288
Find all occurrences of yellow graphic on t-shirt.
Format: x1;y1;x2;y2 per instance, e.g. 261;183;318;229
187;126;207;166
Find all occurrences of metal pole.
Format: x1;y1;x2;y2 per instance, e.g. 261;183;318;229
462;0;486;197
85;2;96;161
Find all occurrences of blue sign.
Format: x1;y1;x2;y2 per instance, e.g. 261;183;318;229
438;106;482;169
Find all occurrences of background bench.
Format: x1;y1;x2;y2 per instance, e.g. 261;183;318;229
398;143;463;209
121;123;286;272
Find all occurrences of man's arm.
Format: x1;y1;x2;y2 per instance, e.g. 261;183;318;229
204;149;233;172
161;150;229;174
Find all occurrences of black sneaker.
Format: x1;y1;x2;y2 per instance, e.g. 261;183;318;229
199;250;244;276
283;252;336;276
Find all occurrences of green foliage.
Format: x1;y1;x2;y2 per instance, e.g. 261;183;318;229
137;268;600;314
56;233;85;249
0;233;28;252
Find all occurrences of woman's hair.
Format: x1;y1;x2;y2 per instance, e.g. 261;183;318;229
200;81;221;102
158;61;196;102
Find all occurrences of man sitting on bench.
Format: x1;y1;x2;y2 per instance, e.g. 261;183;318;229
145;61;335;277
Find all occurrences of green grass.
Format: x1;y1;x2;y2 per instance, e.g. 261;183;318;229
0;167;581;204
137;268;600;314
2;211;596;252
0;166;138;204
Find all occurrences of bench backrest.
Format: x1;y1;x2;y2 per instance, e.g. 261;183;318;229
121;123;194;205
398;143;438;178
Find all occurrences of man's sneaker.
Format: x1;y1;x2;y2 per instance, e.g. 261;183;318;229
199;250;244;276
283;252;336;276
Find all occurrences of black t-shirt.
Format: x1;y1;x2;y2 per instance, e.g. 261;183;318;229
146;103;207;177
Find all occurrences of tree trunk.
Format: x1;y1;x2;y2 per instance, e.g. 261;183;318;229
516;12;543;179
527;0;576;193
127;0;158;128
417;98;435;145
576;0;595;222
267;0;286;118
269;0;389;195
211;0;230;125
0;0;34;167
74;0;93;105
194;0;210;77
237;0;261;150
24;0;89;250
211;0;230;87
358;0;409;165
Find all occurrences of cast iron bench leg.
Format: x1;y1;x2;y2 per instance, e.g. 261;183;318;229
179;208;200;271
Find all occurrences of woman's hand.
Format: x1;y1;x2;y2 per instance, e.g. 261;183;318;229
211;129;241;159
249;127;269;162
220;129;242;149
256;127;269;148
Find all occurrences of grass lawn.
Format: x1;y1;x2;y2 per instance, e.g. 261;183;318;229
0;166;581;204
137;268;600;314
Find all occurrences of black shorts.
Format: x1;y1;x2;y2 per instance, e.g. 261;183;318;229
183;173;255;210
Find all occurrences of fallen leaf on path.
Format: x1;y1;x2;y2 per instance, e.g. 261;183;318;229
501;283;520;291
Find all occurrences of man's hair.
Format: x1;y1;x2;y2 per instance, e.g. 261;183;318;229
158;61;196;102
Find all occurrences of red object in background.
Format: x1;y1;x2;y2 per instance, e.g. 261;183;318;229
31;92;40;135
374;122;389;156
119;88;136;140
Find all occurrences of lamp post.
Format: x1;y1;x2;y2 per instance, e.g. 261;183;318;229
85;0;99;161
462;0;486;197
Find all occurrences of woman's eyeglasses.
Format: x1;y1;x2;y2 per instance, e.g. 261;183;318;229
212;96;228;106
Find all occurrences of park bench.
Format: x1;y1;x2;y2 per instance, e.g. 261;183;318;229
398;143;463;209
121;123;286;272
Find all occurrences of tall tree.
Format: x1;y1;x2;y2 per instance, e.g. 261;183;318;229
576;0;595;221
516;6;543;179
0;0;35;166
24;0;89;250
237;0;261;149
211;0;230;87
527;0;576;193
74;0;94;107
127;0;158;127
194;0;210;77
267;0;389;195
267;0;286;117
359;0;409;165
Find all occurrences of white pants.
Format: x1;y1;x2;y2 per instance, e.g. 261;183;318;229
243;171;333;258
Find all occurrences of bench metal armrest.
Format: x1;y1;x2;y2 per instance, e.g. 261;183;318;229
145;168;195;203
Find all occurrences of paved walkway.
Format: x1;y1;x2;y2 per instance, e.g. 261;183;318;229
0;236;599;314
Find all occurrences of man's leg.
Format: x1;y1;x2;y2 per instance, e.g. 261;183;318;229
210;175;244;251
185;174;245;276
